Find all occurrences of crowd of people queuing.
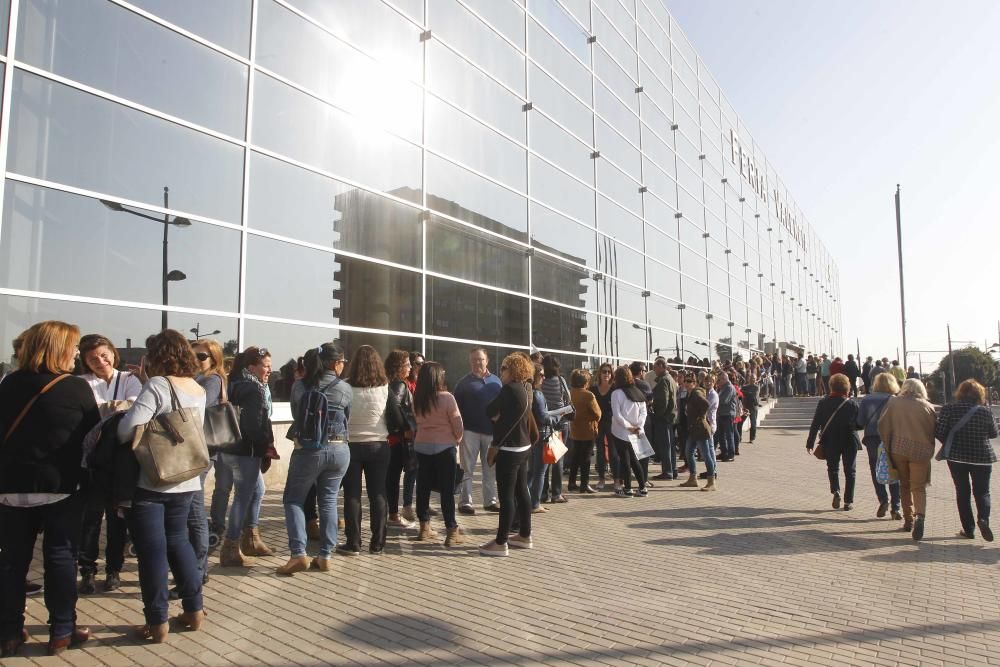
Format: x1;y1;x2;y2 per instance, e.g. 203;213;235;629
0;320;995;656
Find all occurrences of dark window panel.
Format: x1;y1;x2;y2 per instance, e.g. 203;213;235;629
426;276;528;346
531;253;595;311
531;300;592;355
529;203;597;269
426;154;527;243
426;216;528;293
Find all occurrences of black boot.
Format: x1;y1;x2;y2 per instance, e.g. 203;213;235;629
78;573;96;595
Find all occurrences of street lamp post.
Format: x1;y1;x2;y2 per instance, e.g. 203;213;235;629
190;323;221;341
101;187;191;330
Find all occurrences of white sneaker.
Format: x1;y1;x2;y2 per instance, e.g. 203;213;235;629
478;540;509;557
508;534;533;549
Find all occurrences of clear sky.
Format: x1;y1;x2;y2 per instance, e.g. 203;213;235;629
663;0;1000;371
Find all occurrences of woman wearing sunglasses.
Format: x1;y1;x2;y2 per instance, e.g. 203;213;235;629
189;339;226;582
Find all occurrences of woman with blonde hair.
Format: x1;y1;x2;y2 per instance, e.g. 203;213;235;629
936;379;998;541
856;372;902;520
806;374;861;510
878;378;937;540
0;322;99;657
480;353;537;557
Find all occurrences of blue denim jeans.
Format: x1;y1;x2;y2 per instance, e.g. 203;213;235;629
283;445;350;558
126;489;202;626
210;456;264;535
186;473;209;581
0;494;84;641
218;453;264;541
865;443;900;511
716;419;736;459
529;439;549;509
686;436;716;477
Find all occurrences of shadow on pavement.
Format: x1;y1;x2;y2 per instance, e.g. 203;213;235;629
646;528;885;556
860;542;1000;564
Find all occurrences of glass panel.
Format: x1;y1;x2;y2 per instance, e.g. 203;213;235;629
529;0;590;62
682;275;707;311
595;83;639;147
0;294;237;376
253;72;421;201
528;64;593;142
424;340;500;387
429;0;525;93
603;280;646;324
257;0;421;142
426;216;528;292
528;18;591;103
247;152;421;267
529;155;594;227
643;194;679;243
596;0;635;42
129;0;251;55
597;195;642;248
531;301;591;354
531;253;594;310
530;111;593;184
592;7;635;80
529;203;596;268
597;235;643;285
17;0;247;138
559;0;590;29
245;235;421;332
1;180;240;312
388;0;424;24
708;287;729;319
645;258;680;301
646;293;682;332
601;315;648;361
285;0;422;81
464;0;525;48
7;70;244;223
427;276;528;345
427;41;525;141
426;153;527;242
0;0;9;54
244;318;419;380
597;165;641;218
426;96;526;191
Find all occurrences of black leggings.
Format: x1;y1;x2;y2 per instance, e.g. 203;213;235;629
568;438;593;489
495;449;531;544
415;448;458;529
610;434;646;490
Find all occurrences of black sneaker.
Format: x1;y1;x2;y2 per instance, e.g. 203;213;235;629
484;504;501;513
458;505;476;516
25;581;43;597
614;488;633;497
103;572;121;592
78;573;96;595
912;516;925;541
978;519;994;542
636;488;649;497
832;493;841;509
336;545;361;557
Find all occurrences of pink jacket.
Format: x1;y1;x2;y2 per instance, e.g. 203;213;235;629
414;392;464;446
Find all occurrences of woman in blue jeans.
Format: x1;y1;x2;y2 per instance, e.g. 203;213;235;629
219;347;275;567
277;344;352;574
680;385;717;491
117;329;207;642
856;372;902;520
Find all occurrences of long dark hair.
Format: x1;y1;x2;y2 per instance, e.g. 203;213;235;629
413;361;446;417
302;343;344;387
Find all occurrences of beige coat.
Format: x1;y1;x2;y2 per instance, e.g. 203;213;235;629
878;395;937;461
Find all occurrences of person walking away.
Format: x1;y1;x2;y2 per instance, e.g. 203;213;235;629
609;367;649;497
806;374;861;511
411;362;465;546
567;369;601;493
889;360;906;384
590;363;616;489
878;378;936;540
843;355;861;398
0;321;99;657
856;373;902;520
935;379;997;541
219;347;275;566
340;345;403;555
384;350;417;530
861;356;874;395
77;334;141;595
117;330;208;643
480;354;537;556
650;357;678;480
540;355;573;501
277;344;351;575
454;348;502;515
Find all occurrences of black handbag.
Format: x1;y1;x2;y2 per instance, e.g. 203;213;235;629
203;375;243;455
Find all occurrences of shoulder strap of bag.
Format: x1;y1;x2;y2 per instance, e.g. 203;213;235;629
3;374;71;443
497;383;532;446
113;371;123;401
164;376;181;412
819;398;848;441
865;400;888;430
942;405;981;458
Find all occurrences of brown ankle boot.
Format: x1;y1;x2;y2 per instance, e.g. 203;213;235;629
444;526;465;547
276;556;309;576
679;474;700;488
414;521;439;541
220;538;253;567
701;476;717;491
240;527;274;557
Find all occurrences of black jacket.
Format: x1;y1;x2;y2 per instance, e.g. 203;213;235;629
88;412;139;507
486;381;537;447
229;377;273;458
807;396;862;452
388;379;416;438
843;360;861;380
0;371;99;495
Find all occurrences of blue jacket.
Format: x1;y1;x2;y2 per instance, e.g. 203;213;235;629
856;392;892;447
532;389;561;442
454;372;502;435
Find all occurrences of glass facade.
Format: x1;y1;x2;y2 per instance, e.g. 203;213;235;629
0;0;842;379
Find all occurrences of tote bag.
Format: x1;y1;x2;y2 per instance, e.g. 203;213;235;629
132;378;211;487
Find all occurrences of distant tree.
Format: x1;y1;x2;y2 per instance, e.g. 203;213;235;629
715;337;733;363
927;347;998;403
223;339;239;356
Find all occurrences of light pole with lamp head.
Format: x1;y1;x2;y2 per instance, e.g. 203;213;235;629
190;323;221;341
101;186;191;330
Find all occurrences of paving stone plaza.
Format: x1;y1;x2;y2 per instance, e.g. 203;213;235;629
11;398;1000;666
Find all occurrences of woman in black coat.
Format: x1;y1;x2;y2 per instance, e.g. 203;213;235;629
0;322;99;657
806;373;862;511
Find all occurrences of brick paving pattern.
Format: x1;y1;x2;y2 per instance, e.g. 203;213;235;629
9;397;1000;666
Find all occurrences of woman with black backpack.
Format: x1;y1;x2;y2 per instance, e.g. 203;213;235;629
277;344;352;575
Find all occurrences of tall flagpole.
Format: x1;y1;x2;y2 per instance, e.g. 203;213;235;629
895;185;908;365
